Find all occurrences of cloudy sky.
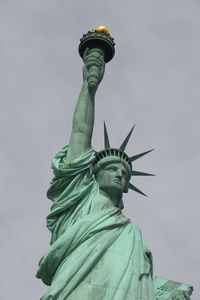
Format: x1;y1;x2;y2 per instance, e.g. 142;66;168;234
0;0;199;299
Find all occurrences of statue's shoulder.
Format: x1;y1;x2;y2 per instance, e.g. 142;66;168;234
129;221;142;234
128;221;152;252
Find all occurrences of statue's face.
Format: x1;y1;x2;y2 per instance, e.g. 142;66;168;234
95;162;129;197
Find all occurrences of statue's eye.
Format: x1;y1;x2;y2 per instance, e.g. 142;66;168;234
106;166;117;172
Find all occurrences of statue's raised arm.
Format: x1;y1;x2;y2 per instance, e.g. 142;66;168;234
65;47;105;162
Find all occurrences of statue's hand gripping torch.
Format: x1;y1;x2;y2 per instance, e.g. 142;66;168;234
83;47;105;89
79;26;115;89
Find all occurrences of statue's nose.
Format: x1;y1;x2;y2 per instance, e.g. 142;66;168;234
116;170;122;178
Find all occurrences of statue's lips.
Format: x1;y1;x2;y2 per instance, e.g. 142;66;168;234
113;179;122;185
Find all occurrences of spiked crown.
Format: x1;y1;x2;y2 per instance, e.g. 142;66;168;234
93;122;154;196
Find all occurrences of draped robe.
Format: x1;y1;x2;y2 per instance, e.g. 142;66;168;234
36;146;156;300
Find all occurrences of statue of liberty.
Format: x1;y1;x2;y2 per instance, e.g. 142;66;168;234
36;27;192;300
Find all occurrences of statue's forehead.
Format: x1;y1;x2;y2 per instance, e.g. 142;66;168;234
98;156;127;165
101;161;130;176
104;161;127;169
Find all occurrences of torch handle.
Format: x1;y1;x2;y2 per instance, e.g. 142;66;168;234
86;48;105;88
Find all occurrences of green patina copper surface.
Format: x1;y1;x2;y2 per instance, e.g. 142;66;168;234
36;27;192;300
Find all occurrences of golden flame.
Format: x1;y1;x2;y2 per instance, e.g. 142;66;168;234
91;26;111;35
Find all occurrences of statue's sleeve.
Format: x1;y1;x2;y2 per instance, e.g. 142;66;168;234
47;145;96;199
46;145;97;234
50;145;95;181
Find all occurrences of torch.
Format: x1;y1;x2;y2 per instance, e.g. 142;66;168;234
79;26;115;88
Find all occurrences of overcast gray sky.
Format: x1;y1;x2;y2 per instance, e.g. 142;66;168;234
0;0;199;299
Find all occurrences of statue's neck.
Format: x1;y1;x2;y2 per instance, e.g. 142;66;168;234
99;188;122;207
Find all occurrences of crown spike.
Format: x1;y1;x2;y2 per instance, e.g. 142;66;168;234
129;149;154;162
119;125;135;152
129;183;147;197
132;170;155;176
104;121;110;149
